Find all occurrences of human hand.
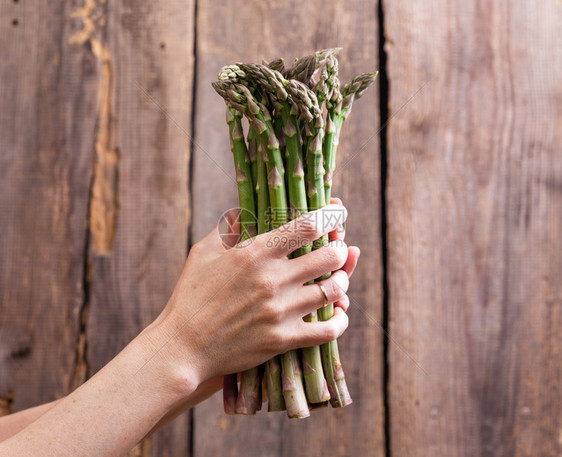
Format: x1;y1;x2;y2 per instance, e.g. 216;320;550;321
156;203;354;390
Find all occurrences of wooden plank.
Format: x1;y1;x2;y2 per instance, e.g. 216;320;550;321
191;2;384;456
384;1;562;455
76;1;195;456
0;0;96;411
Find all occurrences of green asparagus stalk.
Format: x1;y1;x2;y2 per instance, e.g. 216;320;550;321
256;102;309;417
284;48;340;88
213;80;295;413
264;355;284;411
280;349;309;418
265;57;285;73
217;75;318;415
283;105;330;404
226;107;257;239
236;367;262;414
318;72;378;407
246;126;259;202
324;71;378;202
255;136;287;412
214;49;378;416
239;63;330;404
287;79;352;407
255;139;270;234
223;107;262;414
302;61;378;408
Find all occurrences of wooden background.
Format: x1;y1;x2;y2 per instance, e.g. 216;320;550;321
0;1;559;456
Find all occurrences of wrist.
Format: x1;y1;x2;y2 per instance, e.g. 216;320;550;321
136;321;202;403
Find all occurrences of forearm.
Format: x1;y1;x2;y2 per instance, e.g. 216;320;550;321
0;380;220;446
0;324;198;457
0;399;61;442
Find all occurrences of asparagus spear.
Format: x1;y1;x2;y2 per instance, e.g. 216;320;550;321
246;126;259;202
215;75;318;416
287;79;352;408
284;48;341;88
214;50;377;416
219;105;257;414
257;100;309;417
324;71;378;202
223;373;238;415
251;133;287;413
226;107;257;239
213;80;296;413
239;64;330;404
236;366;262;415
265;57;285;73
221;108;262;414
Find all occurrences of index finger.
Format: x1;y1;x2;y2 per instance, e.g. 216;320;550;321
255;204;348;257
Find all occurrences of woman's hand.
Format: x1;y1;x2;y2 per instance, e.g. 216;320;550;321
150;203;353;391
0;201;360;456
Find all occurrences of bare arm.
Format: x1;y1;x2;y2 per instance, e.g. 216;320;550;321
0;400;61;442
0;205;355;456
0;378;222;444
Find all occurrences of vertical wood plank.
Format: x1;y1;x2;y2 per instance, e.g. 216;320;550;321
385;1;562;456
0;0;97;411
192;1;384;456
80;1;195;456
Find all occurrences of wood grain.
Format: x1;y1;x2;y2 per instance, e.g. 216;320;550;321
384;1;562;456
77;1;195;456
191;1;384;456
0;0;97;411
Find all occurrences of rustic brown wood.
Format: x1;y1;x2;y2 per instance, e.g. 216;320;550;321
191;1;385;456
0;0;97;411
74;1;195;456
384;1;562;456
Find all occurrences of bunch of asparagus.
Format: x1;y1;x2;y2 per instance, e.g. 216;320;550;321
212;48;377;419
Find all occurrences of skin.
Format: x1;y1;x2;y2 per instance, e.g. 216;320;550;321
0;199;360;456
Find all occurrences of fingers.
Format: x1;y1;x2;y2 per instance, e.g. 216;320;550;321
292;307;349;348
289;270;349;316
334;294;350;312
341;246;360;278
256;204;348;257
328;197;345;242
287;240;348;284
328;220;345;242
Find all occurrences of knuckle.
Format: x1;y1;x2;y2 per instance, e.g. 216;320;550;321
322;313;348;341
263;300;282;323
270;328;290;352
257;274;277;298
333;272;350;295
242;245;262;267
323;323;339;342
297;217;319;242
189;240;204;256
332;242;348;267
327;278;346;302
